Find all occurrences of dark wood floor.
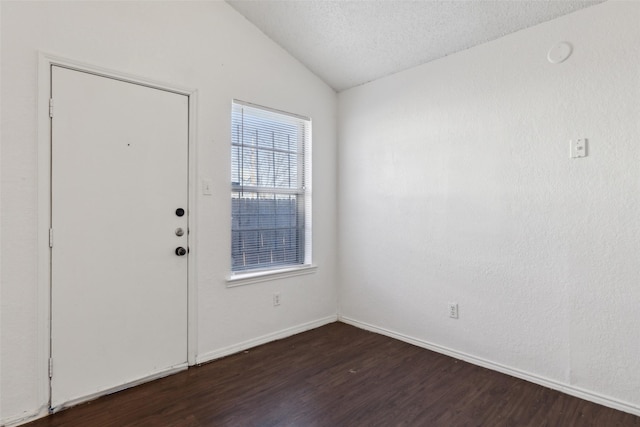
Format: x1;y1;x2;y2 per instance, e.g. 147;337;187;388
25;322;639;427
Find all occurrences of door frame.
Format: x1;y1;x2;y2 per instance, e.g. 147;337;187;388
37;52;198;410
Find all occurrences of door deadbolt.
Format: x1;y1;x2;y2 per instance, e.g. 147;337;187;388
175;208;185;217
175;247;187;256
175;227;185;237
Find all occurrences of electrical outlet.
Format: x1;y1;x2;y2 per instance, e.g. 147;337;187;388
448;303;458;319
273;293;281;307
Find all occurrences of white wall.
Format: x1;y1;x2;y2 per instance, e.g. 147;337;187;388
0;1;337;424
338;0;640;415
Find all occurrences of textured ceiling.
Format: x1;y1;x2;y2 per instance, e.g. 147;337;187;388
226;0;604;92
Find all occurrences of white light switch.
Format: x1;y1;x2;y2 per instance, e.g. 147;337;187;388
570;139;587;158
202;179;213;195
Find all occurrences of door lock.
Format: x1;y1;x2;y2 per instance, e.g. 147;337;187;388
175;247;187;256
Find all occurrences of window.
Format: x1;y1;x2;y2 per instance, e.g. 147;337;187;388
231;100;311;274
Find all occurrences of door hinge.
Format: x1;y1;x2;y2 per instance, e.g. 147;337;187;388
49;228;54;248
49;98;54;118
49;357;53;378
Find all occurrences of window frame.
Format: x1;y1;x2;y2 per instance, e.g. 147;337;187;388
228;100;313;282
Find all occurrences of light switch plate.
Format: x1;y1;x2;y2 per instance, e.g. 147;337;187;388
570;139;587;158
202;179;213;195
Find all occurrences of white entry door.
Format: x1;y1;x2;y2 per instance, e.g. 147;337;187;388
50;66;189;408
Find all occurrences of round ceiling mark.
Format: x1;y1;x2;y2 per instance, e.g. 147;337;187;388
548;42;572;64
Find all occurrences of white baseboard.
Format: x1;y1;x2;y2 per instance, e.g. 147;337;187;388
9;314;633;425
196;315;338;364
2;406;49;427
339;315;640;418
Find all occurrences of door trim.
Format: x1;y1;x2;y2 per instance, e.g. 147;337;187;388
37;52;198;410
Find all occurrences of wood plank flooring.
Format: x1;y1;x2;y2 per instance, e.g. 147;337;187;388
25;322;640;426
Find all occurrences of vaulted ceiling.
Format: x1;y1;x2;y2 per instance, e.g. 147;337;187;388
227;0;604;91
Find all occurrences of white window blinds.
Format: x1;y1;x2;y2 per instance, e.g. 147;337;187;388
231;101;311;273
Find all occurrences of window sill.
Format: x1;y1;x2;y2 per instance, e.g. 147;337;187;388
226;265;317;288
